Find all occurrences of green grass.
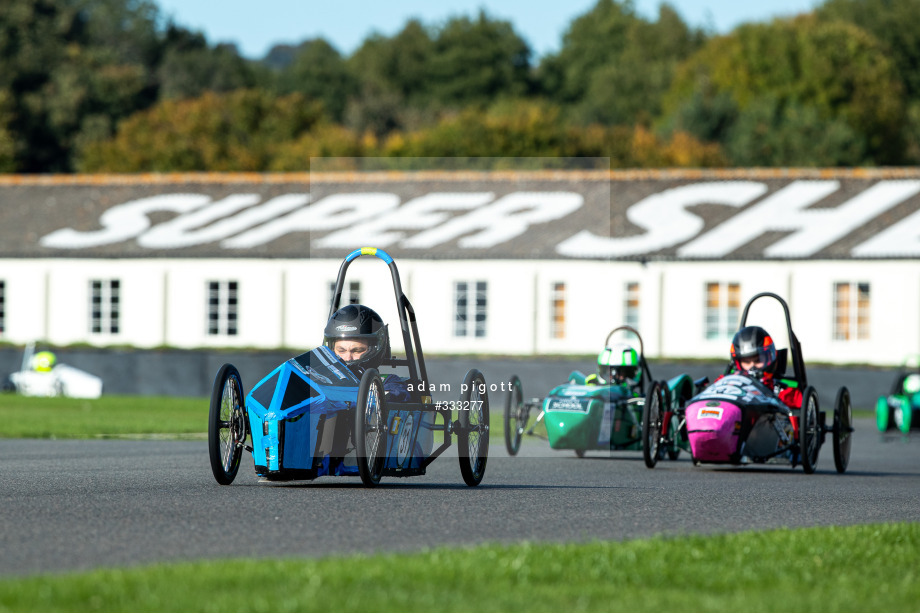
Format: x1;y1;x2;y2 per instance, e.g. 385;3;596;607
0;394;206;438
0;523;916;612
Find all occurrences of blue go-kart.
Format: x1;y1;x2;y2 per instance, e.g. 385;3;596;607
207;247;490;487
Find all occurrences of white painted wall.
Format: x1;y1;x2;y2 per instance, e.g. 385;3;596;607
1;257;917;366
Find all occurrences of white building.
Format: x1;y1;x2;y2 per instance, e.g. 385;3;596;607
0;169;917;365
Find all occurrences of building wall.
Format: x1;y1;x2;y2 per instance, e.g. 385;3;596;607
1;256;917;366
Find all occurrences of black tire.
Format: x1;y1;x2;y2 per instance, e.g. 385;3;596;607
355;368;387;487
666;413;681;461
574;449;586;458
799;386;819;474
642;381;664;468
458;369;489;487
833;387;853;474
208;364;247;485
504;375;524;456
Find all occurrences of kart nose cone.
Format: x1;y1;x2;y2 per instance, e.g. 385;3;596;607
686;400;742;462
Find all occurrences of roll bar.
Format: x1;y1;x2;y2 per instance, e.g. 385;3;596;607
328;247;428;384
739;292;807;387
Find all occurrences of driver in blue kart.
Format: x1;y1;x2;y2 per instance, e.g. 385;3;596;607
728;325;802;410
323;304;412;402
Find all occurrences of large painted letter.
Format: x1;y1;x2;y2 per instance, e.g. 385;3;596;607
852;206;920;257
679;180;920;258
40;194;212;248
402;192;583;249
555;182;767;258
314;193;495;248
221;193;399;249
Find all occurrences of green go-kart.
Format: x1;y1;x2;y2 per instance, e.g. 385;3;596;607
503;326;705;459
876;355;920;434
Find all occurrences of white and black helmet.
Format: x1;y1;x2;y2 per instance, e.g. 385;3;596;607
323;304;390;370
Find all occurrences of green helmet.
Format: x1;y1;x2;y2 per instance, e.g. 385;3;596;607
597;344;640;386
904;373;920;395
31;351;56;372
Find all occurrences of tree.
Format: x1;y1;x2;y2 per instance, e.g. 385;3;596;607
724;97;867;166
272;38;357;122
575;3;706;125
537;0;705;127
157;34;261;100
0;0;158;170
76;90;324;172
661;15;907;164
425;11;532;106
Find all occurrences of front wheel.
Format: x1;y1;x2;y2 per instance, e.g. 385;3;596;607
833;387;852;474
355;368;387;487
458;369;489;486
799;386;819;474
504;375;525;456
642;381;664;468
208;364;247;485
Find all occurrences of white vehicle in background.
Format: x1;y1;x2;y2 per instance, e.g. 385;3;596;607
2;344;103;399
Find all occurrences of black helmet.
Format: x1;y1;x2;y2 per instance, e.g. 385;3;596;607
323;304;390;370
730;326;777;378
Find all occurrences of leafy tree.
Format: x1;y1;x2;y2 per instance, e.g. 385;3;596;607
347;12;532;125
724;96;867;166
816;0;920;163
0;0;159;170
662;15;906;164
539;1;705;127
0;89;17;171
272;38;357;122
425;11;532;106
348;20;434;104
157;37;261;100
539;0;638;104
817;0;920;100
268;123;365;171
76;90;323;171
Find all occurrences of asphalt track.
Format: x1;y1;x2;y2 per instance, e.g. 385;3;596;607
1;415;918;578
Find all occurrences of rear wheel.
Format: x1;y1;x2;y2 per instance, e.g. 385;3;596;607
458;369;489;486
875;396;891;432
642;381;664;468
208;364;247;485
833;387;852;474
355;368;387;487
504;375;525;456
895;398;913;434
799;387;819;474
666;413;681;461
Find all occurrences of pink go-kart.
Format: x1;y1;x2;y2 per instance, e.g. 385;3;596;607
642;293;852;474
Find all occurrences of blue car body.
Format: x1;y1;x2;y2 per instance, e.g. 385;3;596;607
246;346;435;480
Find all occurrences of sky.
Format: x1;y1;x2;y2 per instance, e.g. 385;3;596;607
152;0;821;60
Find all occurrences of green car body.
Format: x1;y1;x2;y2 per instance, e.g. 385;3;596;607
543;370;694;453
876;359;920;434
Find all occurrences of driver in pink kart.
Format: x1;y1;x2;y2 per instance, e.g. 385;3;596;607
727;325;802;410
323;304;412;402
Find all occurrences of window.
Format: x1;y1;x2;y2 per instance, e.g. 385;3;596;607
624;282;640;330
0;280;5;334
704;282;740;340
328;281;360;307
90;279;120;334
208;280;238;336
550;282;566;339
454;281;487;338
833;282;870;340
